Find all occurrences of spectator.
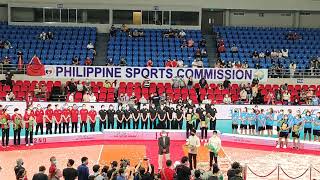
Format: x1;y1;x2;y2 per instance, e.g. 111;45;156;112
85;57;92;66
121;24;129;33
239;89;247;102
89;165;104;180
175;156;191;180
312;95;319;105
110;25;116;37
40;84;47;98
208;163;223;180
2;56;11;65
242;61;248;69
252;51;259;59
104;80;112;89
265;50;271;57
72;56;79;65
77;82;84;92
202;96;212;105
100;166;109;179
227;162;241;180
106;58;114;66
107;161;118;179
187;77;193;89
223;94;232;104
17;168;28;180
132;29;140;37
258;51;265;58
119;57;127;66
63;159;78;180
218;45;226;53
89;93;97;102
86;42;94;50
165;59;172;67
147;59;153;67
39;32;47;40
281;48;289;58
201;49;207;57
84;80;92;92
115;168;126;180
177;59;184;67
181;39;188;48
6;91;15;101
271;49;278;58
223;78;231;89
199;78;207;89
83;92;90;102
192;58;203;68
199;39;206;48
139;96;148;105
160;160;174;180
179;30;186;38
266;91;275;105
234;61;242;68
32;166;48;180
282;90;291;105
226;61;233;68
142;76;150;88
77;157;89;180
68;93;75;102
187;39;194;47
194;170;201;180
15;159;26;180
289;62;296;78
231;44;238;53
34;84;41;97
171;59;178;67
47;32;54;40
49;156;62;180
67;79;77;93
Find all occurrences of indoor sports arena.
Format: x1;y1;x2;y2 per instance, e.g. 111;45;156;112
0;0;320;179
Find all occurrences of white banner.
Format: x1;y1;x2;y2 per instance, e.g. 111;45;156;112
43;65;268;82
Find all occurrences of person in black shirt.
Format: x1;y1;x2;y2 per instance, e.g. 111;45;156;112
32;165;48;180
175;156;191;180
14;159;25;180
63;159;78;180
151;93;161;108
67;79;77;93
116;106;124;129
164;103;172;129
168;105;176;129
107;105;116;129
99;105;107;131
140;105;149;129
124;105;132;129
157;106;166;129
176;105;184;130
132;106;140;129
209;105;217;130
149;104;157;129
195;107;203;130
199;78;208;89
185;108;194;138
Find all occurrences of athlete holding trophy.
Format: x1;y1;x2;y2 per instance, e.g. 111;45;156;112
12;108;23;145
205;130;221;168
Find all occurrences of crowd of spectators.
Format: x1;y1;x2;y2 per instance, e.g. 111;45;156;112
12;156;244;180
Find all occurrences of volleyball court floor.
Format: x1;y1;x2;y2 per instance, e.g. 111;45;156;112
1;139;320;180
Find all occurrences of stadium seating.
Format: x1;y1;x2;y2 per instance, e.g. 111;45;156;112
214;26;320;69
106;29;209;67
5;80;320;104
0;22;96;65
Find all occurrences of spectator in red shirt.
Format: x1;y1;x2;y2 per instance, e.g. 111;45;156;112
147;59;153;67
24;108;35;146
12;108;23;145
49;156;62;180
165;59;172;67
1;108;10;147
54;104;63;134
88;106;97;132
45;104;53;134
35;104;44;135
71;104;79;133
62;105;71;134
160;160;175;180
218;45;226;53
85;57;92;66
171;59;178;67
79;104;88;132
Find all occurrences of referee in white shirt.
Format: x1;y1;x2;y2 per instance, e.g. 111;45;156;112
186;129;200;170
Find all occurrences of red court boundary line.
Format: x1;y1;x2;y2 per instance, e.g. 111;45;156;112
1;140;320;156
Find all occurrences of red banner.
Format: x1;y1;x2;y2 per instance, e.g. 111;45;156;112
26;56;45;76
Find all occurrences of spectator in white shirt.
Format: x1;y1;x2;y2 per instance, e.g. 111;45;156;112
89;93;97;102
68;93;75;102
5;91;15;101
179;30;186;38
87;42;94;49
223;94;232;104
83;92;90;102
289;62;296;78
77;82;84;92
281;49;289;58
177;59;184;67
259;52;265;58
240;89;247;102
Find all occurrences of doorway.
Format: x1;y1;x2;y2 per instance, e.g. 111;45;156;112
201;9;224;34
133;11;142;25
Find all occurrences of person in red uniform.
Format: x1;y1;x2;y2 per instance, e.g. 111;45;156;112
1;108;11;147
79;104;88;132
88;106;97;132
35;104;44;135
62;105;71;134
45;104;53;134
24;108;35;146
12;108;23;145
54;104;62;134
25;92;34;109
71;104;79;133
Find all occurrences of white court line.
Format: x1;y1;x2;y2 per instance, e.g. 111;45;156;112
97;145;104;164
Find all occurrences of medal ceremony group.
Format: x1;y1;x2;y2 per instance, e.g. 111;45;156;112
231;107;320;149
0;102;218;148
